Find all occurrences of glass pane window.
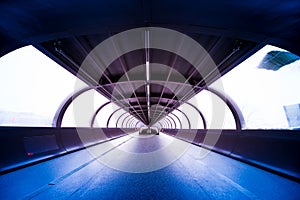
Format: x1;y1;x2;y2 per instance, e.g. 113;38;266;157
0;45;87;127
211;45;300;129
62;89;120;127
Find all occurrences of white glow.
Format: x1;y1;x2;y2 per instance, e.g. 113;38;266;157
0;45;88;126
146;61;150;81
211;45;300;129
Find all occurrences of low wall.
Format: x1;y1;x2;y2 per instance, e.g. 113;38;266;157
162;129;300;181
0;127;135;174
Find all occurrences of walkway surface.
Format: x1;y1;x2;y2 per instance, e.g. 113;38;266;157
1;133;300;199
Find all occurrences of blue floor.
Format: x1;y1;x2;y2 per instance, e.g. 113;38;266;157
0;133;299;199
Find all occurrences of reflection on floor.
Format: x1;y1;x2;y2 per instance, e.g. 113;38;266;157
0;133;299;199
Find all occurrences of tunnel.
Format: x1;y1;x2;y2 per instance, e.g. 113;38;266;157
0;1;300;199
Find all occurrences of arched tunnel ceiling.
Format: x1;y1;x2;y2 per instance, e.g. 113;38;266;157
1;0;300;126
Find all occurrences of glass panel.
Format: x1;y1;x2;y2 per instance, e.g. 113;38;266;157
94;102;123;128
211;45;300;129
104;108;125;128
62;89;124;127
62;90;109;127
0;45;87;127
186;90;236;129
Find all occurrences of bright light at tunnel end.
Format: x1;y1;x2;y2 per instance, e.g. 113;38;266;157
73;27;226;173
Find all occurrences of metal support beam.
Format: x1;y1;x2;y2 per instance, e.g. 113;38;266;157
170;113;182;129
165;117;173;129
106;107;123;128
135;120;141;128
207;88;245;130
122;114;132;128
157;121;163;129
145;29;151;124
53;87;92;128
126;117;137;128
53;85;128;128
128;118;137;128
166;115;177;129
55;42;147;124
153;45;241;124
116;112;130;128
185;102;207;129
161;120;167;128
90;101;111;128
174;108;191;129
